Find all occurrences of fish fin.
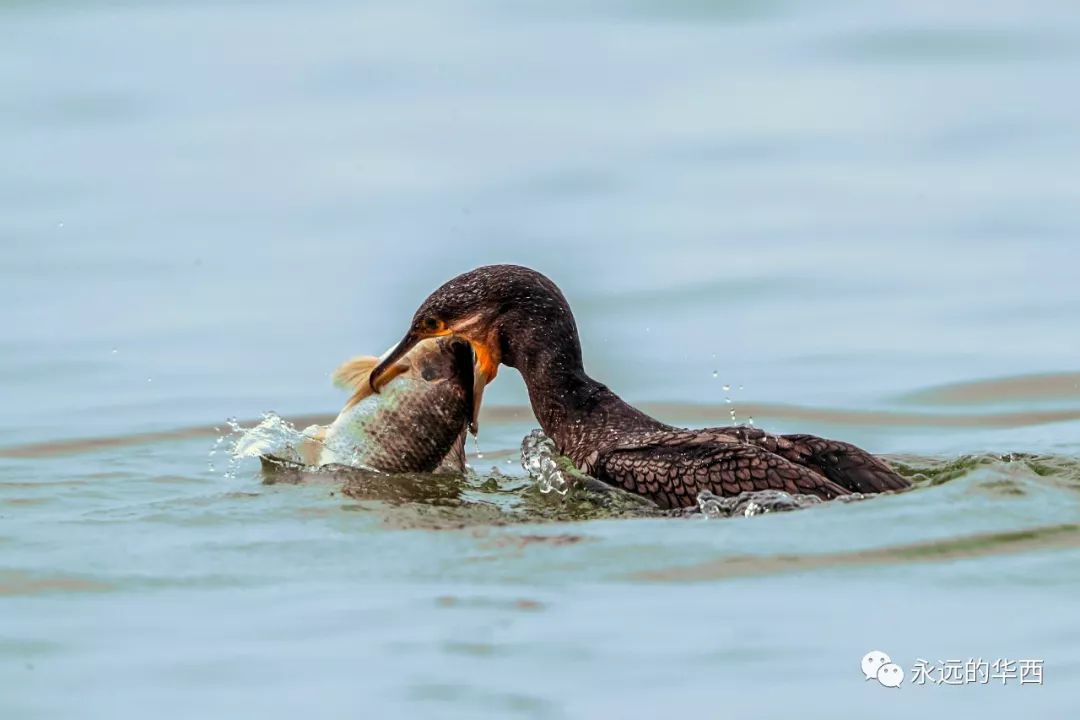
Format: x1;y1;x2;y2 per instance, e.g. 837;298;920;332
332;356;411;409
434;428;468;474
331;356;382;391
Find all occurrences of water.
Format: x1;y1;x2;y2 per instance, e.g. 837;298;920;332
3;0;1080;717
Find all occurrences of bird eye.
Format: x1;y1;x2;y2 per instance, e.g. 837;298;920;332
421;316;443;332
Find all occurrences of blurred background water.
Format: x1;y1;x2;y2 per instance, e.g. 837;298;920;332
2;1;1079;718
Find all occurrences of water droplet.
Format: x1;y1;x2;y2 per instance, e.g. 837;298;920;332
145;377;153;383
724;397;732;404
722;384;731;392
748;416;755;426
57;221;65;229
110;348;118;355
712;370;718;379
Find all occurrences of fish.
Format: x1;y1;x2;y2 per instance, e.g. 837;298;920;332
263;336;480;474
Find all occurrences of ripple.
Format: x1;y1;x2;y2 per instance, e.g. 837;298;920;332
6;395;1080;461
824;27;1066;63
629;523;1080;582
896;372;1080;406
0;570;114;596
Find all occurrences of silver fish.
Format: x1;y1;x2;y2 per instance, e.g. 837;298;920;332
271;336;479;474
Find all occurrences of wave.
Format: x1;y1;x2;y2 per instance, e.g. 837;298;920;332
4;399;1079;459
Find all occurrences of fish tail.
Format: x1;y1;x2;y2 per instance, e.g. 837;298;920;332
332;355;411;409
331;356;382;391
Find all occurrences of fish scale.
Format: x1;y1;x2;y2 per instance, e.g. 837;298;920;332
320;373;468;473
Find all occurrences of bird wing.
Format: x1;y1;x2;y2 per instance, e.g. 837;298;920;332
771;433;910;493
675;427;910;494
589;432;850;509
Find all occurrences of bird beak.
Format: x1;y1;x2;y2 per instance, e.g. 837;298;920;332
463;337;499;435
446;338;478;435
369;330;421;393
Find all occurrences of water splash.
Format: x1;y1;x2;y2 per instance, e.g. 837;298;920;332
521;430;568;495
207;430;227;473
208;417;244;479
212;412;388;477
696;489;823;518
207;413;310;479
231;412;310;461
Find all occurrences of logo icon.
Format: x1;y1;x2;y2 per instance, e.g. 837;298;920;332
862;650;904;687
877;662;905;688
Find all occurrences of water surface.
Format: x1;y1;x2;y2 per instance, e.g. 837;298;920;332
3;0;1079;717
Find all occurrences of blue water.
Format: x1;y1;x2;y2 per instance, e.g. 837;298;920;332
3;1;1079;717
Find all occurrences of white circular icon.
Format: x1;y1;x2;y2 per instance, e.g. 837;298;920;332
861;650;892;680
877;662;904;688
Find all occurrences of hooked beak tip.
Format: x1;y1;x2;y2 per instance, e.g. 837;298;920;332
368;331;419;393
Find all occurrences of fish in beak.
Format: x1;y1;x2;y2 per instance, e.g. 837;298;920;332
370;329;500;435
312;336;481;473
369;331;424;393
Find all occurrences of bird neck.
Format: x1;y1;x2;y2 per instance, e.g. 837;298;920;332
500;317;666;457
503;318;591;423
522;349;601;438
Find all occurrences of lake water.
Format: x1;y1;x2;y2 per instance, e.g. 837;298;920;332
2;1;1079;717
